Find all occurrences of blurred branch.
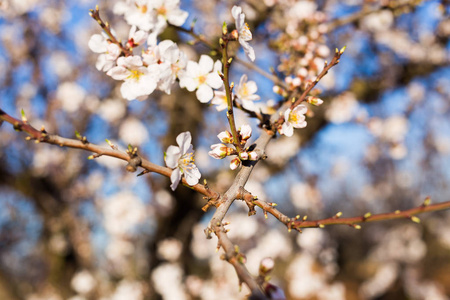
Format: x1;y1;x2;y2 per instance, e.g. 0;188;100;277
325;0;427;31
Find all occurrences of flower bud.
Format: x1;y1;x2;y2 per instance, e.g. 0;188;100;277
230;29;239;40
248;151;258;161
307;96;323;106
208;144;229;159
239;124;252;141
230;157;241;170
239;151;249;160
259;257;275;275
218;130;233;144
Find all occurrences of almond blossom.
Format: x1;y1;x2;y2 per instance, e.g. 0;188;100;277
164;132;201;191
231;6;255;62
114;0;157;32
114;0;188;34
88;33;121;72
178;55;223;103
211;86;228;111
280;105;308;137
151;0;188;28
107;55;160;101
157;40;188;94
235;74;260;111
126;25;148;49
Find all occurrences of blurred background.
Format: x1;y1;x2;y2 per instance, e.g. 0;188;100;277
0;0;449;299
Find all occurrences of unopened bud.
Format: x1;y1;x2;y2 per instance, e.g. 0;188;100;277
307;96;323;106
239;151;249;160
259;257;275;274
230;29;239;40
222;21;228;35
230;157;241;170
208;143;229;159
218;130;233;144
239;124;252;141
248;151;258;161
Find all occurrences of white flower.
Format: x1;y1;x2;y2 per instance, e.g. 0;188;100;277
150;0;188;27
107;55;160;101
235;74;260;110
178;55;223;103
115;0;157;32
231;6;255;62
88;33;121;72
127;25;148;48
211;86;228;111
280;105;307;137
165;132;201;191
157;40;188;94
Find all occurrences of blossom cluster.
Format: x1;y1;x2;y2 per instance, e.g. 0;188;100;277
89;4;256;103
209;125;258;170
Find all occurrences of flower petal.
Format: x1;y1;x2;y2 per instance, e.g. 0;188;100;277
176;131;192;154
170;169;182;190
165;145;181;168
206;72;223;89
198;55;214;73
196;84;214;103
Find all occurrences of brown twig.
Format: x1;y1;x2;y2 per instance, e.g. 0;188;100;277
0;108;218;200
292;198;450;229
89;6;132;57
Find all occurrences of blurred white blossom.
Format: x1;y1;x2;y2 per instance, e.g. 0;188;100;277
118;117;149;145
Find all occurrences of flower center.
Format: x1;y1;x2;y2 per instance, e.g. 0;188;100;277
288;112;299;123
197;75;206;85
157;6;167;16
128;69;143;81
138;4;148;14
240;23;252;40
179;152;194;168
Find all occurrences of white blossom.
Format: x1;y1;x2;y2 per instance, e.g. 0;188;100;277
280;105;308;136
178;55;223;103
114;0;157;32
127;25;148;48
107;55;160;101
231;6;255;61
235;74;260;110
157;40;188;94
165;132;201;190
88;33;120;72
211;86;228;111
150;0;188;27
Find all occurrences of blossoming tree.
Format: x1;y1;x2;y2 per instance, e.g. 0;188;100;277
1;0;450;299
